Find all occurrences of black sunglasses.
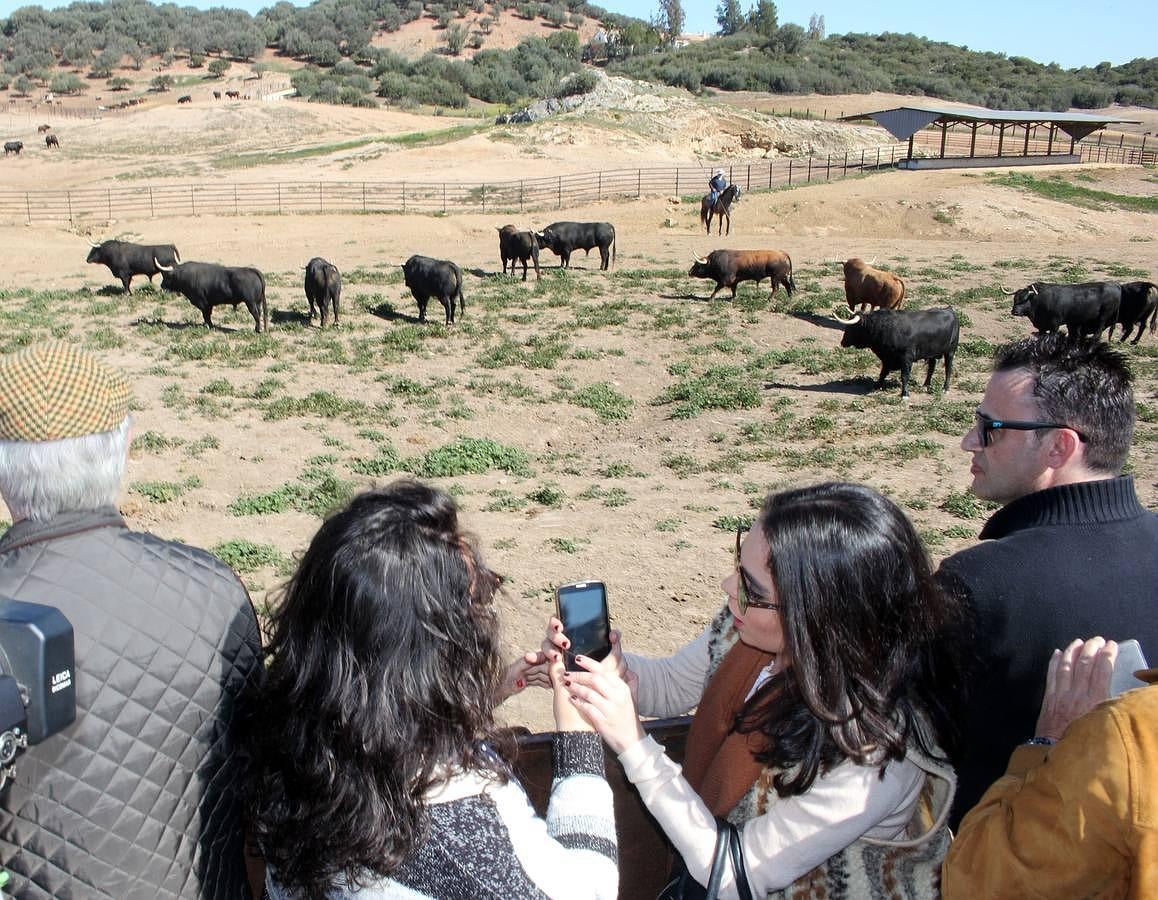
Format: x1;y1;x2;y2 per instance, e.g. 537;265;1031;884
734;528;781;614
974;411;1087;447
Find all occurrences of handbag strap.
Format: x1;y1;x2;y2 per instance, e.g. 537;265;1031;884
725;819;754;900
704;818;754;900
703;817;731;898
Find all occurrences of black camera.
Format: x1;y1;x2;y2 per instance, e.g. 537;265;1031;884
0;598;76;790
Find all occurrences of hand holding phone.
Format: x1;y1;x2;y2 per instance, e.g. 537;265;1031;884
555;580;611;672
1110;639;1149;697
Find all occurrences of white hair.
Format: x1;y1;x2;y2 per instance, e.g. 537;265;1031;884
0;416;131;523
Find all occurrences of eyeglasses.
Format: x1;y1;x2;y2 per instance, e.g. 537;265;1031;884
973;411;1087;447
734;528;781;614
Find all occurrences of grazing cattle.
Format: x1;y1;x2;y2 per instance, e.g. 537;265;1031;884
304;257;342;327
45;134;59;149
225;90;241;100
841;258;905;317
4;141;23;156
535;221;616;270
213;91;222;100
157;260;269;333
688;249;795;301
177;95;192;104
840;307;960;399
700;184;741;236
402;255;464;325
497;225;541;281
36;124;51;133
1003;281;1120;339
86;239;181;294
1116;281;1157;344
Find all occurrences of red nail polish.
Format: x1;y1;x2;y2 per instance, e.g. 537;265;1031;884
516;679;525;690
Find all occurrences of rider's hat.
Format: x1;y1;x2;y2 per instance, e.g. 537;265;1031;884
713;168;725;177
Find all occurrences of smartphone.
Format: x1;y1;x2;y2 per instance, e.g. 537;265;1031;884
555;580;611;672
1110;639;1149;697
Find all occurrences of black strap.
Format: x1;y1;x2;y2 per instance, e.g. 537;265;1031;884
725;819;754;900
702;818;731;898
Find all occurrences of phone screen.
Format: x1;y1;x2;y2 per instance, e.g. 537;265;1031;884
1111;639;1149;697
556;581;611;670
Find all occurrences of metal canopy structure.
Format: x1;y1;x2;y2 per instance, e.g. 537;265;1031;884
841;104;1143;168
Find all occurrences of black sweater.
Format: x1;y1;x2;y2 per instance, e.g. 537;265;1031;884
936;476;1158;827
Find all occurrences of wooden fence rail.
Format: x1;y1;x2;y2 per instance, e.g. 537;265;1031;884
1;140;1151;224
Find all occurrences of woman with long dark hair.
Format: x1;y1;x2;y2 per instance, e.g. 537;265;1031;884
242;480;618;899
553;482;965;897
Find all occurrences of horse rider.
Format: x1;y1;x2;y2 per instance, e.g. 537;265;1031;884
708;168;728;206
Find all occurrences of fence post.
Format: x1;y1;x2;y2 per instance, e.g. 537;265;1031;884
481;184;486;211
788;159;793;186
826;155;831;180
67;191;72;222
675;168;679;195
402;183;406;213
807;157;812;182
746;164;751;191
26;193;31;224
768;161;772;189
843;152;848;176
443;183;447;214
148;187;154;217
190;185;195;216
520;181;524;212
877;147;881;167
861;149;865;168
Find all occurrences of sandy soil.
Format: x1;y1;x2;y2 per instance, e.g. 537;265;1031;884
1;73;1155;733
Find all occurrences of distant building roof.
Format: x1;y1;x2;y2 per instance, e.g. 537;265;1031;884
842;104;1142;143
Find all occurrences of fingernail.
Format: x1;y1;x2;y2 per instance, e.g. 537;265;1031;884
563;679;572;687
574;655;585;662
516;679;525;690
562;640;571;649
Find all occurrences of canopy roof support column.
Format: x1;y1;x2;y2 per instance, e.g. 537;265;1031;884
970;123;978;157
939;122;948;158
997;123;1006;156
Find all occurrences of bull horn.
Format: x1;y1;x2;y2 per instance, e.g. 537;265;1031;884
174;249;181;264
691;253;707;264
154;257;173;272
832;311;861;325
89;240;101;247
1029;283;1038;296
1000;286;1015;295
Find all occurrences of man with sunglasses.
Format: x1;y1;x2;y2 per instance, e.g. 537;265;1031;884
936;333;1158;827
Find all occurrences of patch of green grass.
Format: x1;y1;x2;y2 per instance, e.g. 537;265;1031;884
210;539;290;575
130;477;200;504
655;516;681;532
186;434;220;458
941;490;987;519
483;490;528;512
131;430;181;454
571;382;633;421
349;443;403;476
653;365;761;418
263;391;375;423
547;536;588;554
988;173;1158;213
661;452;702;478
526;483;566;508
229;464;354;518
475;334;569;370
600;461;645;478
712;514;754;532
404;437;530;478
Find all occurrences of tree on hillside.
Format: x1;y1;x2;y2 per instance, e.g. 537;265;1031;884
656;0;684;41
446;23;467;55
150;74;174;92
807;13;824;40
208;58;231;77
716;0;743;35
748;0;778;37
108;76;131;90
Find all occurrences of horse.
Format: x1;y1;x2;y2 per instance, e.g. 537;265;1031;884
700;183;741;235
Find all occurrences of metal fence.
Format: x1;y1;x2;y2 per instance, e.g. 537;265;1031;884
0;145;915;223
1;137;1152;224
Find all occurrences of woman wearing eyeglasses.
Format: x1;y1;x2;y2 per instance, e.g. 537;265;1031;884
549;482;966;897
242;481;619;900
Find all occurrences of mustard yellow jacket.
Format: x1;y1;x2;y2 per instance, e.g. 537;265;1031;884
942;683;1158;899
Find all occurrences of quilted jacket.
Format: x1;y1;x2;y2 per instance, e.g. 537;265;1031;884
0;507;263;899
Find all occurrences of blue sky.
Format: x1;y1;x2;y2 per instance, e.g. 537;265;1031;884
2;0;1153;70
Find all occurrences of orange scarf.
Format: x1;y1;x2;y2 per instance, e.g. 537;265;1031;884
682;640;776;817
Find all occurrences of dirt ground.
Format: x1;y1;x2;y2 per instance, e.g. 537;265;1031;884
1;86;1155;733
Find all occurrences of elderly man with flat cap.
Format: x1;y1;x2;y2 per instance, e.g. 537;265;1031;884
0;342;262;899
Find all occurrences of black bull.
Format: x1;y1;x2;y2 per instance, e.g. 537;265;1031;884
158;260;269;332
840;307;960;399
402;255;465;325
304;257;341;327
86;240;181;294
1005;281;1120;339
536;221;616;270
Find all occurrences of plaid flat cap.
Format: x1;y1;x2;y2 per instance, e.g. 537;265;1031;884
0;342;132;442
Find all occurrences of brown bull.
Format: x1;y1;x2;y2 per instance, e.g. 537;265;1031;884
689;249;795;300
840;258;905;321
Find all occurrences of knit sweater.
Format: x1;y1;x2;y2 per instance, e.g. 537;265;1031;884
936;475;1158;826
265;732;617;900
